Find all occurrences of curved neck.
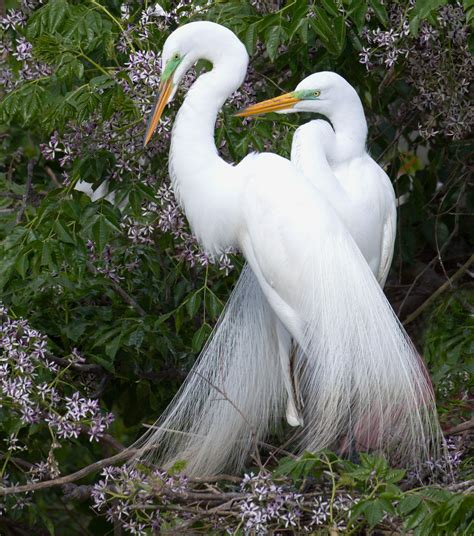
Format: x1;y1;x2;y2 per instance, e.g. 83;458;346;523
325;95;368;164
292;120;349;211
169;51;248;253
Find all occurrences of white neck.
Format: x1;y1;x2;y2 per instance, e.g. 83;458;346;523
169;49;248;254
292;120;349;211
325;94;368;164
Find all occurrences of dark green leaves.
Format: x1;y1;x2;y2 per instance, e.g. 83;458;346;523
410;0;449;34
27;0;71;37
265;25;286;61
0;83;48;125
310;9;346;56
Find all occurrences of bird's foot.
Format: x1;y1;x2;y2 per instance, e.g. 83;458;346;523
286;399;304;427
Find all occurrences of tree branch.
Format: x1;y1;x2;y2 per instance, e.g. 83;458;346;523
403;254;474;325
86;261;146;317
0;448;137;497
444;418;474;436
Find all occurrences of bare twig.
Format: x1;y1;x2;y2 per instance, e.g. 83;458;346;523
86;261;146;317
403;254;474;325
444;418;474;436
434;180;466;281
0;448;137;497
397;221;462;317
45;166;61;188
16;158;36;224
0;192;22;199
46;353;103;374
448;479;474;492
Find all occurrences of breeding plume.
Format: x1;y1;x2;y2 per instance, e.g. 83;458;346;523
237;73;398;423
134;21;440;476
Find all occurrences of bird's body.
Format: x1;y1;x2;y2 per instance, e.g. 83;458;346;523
241;72;397;286
292;119;395;284
134;21;441;475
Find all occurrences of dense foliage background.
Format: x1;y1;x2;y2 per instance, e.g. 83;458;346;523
0;0;472;534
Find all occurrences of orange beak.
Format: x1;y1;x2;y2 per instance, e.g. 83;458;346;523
144;78;174;147
235;92;300;117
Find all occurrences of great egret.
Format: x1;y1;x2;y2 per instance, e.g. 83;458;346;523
237;71;396;286
237;74;397;423
135;21;440;476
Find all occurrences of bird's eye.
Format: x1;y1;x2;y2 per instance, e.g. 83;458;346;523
314;90;320;97
173;53;180;60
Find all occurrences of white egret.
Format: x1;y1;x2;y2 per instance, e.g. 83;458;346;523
237;74;398;424
237;72;396;286
134;21;440;476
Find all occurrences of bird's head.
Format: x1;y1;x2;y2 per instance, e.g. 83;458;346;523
236;72;355;118
144;21;247;146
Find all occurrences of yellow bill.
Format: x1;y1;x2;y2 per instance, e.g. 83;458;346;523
144;78;174;147
236;92;300;117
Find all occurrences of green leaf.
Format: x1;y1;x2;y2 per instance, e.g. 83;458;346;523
128;329;144;349
265;25;283;62
40;242;53;268
28;0;70;38
368;0;388;26
245;22;259;55
206;292;222;320
19;85;47;125
95;350;116;371
186;292;202;319
398;495;423;515
365;499;385;526
63;321;87;342
348;0;369;32
410;0;448;34
92;216;109;252
385;468;406;483
320;0;339;17
192;323;211;352
333;15;346;54
54;220;75;244
297;18;309;43
15;253;29;278
404;502;429;530
310;9;344;55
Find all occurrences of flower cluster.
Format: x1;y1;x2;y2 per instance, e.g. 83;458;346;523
92;465;190;535
239;471;357;533
0;303;114;490
407;435;466;485
360;1;473;141
91;466;360;534
239;471;304;533
0;6;52;91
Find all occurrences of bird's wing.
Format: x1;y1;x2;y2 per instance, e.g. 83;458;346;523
238;152;439;469
376;171;397;287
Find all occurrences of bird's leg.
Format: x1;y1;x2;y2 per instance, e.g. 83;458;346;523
289;343;304;416
275;320;304;427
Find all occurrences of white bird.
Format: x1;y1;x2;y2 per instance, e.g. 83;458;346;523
134;21;440;476
237;72;396;287
237;74;398;424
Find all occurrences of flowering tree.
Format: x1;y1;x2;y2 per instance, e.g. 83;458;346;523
0;0;472;534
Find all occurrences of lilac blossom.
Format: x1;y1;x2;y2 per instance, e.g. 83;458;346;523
0;10;27;31
0;303;114;498
360;1;473;141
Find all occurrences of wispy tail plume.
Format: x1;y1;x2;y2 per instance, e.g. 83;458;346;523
132;240;441;475
291;232;441;466
132;264;286;476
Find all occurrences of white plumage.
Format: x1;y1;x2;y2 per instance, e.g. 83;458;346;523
133;21;441;476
